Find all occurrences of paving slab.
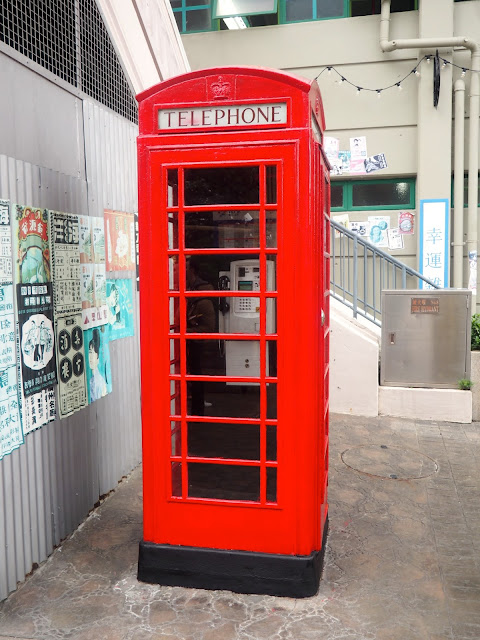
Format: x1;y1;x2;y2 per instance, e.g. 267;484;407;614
0;413;479;640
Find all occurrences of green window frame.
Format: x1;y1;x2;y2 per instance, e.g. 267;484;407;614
213;0;278;19
450;174;480;208
170;1;216;34
331;178;416;212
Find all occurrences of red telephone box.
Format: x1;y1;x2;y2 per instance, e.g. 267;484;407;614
136;67;330;598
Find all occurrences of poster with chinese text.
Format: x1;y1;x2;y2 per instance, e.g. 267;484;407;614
105;210;136;272
0;200;13;283
84;326;112;403
0;365;23;461
56;314;87;418
14;205;51;284
17;283;56;397
106;279;135;341
350;136;367;159
20;386;56;435
79;216;108;329
50;211;82;317
419;199;449;289
0;285;16;371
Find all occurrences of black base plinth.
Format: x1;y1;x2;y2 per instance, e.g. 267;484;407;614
137;517;328;598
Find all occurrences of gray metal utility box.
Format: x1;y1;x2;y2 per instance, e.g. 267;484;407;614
381;289;471;389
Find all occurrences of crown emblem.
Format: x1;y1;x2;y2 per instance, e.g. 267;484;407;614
210;76;231;100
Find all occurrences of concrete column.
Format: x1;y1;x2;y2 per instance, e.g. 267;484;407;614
416;0;454;284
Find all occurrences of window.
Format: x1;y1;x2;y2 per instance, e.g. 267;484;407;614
350;0;416;16
171;1;214;33
331;179;415;211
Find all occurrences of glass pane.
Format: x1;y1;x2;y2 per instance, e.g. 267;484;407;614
169;298;180;333
351;181;411;207
391;0;415;11
267;425;277;461
170;339;181;374
187;339;261;375
266;256;277;291
266;467;277;502
267;383;277;419
185;210;260;248
170;379;181;415
173;11;182;31
169;256;179;291
185;8;211;31
170;1;182;8
168;213;178;249
188;422;260;460
171;420;182;456
215;0;277;18
285;0;313;21
316;0;344;17
171;462;182;497
168;169;178;207
266;211;277;247
184;167;259;205
266;166;277;203
267;340;277;376
185;253;261;291
188;463;260;501
330;184;343;208
188;381;260;418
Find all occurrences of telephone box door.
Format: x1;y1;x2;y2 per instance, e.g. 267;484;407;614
141;142;307;556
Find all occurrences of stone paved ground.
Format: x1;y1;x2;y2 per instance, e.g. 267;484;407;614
1;413;479;640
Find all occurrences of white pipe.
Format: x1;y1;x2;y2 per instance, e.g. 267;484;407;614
380;0;479;303
454;79;465;289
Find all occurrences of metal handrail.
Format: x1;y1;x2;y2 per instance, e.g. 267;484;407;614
330;219;440;326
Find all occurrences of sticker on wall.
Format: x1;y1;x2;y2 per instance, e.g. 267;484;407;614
49;211;82;317
84;326;112;403
338;151;351;174
14;205;51;284
349;157;367;175
348;221;370;237
0;200;13;283
0;365;23;461
387;227;404;250
79;216;108;328
106;279;135;341
324;137;342;174
332;213;350;237
364;153;387;174
367;216;390;248
134;214;139;291
398;211;415;235
468;250;477;296
79;216;93;263
104;210;136;272
56;314;87;419
350;136;367;159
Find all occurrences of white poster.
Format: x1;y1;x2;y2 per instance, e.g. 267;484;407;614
0;365;23;461
367;216;390;248
0;200;12;283
419;199;449;289
387;227;404;250
350;136;367;159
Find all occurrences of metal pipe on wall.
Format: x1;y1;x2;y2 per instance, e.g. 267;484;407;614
454;79;465;289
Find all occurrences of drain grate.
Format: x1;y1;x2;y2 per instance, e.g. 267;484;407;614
341;444;438;480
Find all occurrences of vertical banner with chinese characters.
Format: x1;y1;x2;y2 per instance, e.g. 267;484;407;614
50;211;82;317
106;279;135;341
104;210;136;272
17;283;56;397
56;315;87;418
0;200;13;283
84;326;112;403
419;199;450;289
79;216;108;328
13;205;56;433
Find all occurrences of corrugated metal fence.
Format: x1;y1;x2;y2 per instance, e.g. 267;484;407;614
0;100;141;601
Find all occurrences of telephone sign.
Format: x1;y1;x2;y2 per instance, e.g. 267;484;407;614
137;67;330;598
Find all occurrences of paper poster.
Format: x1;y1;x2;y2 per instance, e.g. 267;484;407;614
332;213;350;237
14;205;51;284
56;314;87;419
368;216;390;247
106;279;135;341
17;283;56;397
79;215;93;263
50;211;82;317
0;200;13;283
20;386;56;436
387;227;404;250
338;151;351;173
134;214;139;291
104;210;136;272
324;137;341;174
399;211;415;235
349;157;367;175
84;326;112;403
365;153;387;174
350;136;367;159
0;365;23;461
0;285;17;371
79;216;108;329
348;221;370;238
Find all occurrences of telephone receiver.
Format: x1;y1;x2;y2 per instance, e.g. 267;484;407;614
218;275;230;315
